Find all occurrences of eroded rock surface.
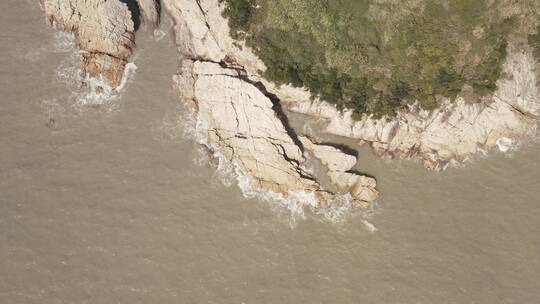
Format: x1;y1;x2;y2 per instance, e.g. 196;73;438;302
41;0;159;89
299;137;379;207
178;61;322;197
174;58;380;207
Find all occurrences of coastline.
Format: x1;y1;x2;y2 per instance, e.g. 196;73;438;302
40;0;540;211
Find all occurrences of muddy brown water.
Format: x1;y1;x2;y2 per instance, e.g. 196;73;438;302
1;1;540;303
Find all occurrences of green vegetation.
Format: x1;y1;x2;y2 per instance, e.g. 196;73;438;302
221;0;538;118
529;26;540;59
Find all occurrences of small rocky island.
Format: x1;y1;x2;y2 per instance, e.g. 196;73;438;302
40;0;540;210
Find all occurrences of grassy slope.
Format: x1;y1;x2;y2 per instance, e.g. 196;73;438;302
222;0;539;118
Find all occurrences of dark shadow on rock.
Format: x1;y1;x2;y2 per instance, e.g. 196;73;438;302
346;169;376;180
119;0;141;31
317;142;359;158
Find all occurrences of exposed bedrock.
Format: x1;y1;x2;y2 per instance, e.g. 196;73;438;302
174;59;378;207
41;0;160;89
164;0;380;208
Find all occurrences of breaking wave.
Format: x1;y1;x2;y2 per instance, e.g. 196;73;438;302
54;51;137;113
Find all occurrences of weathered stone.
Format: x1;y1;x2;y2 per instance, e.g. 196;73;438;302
42;0;159;90
177;61;343;206
299;136;379;205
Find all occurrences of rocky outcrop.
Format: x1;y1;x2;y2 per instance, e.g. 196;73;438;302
164;0;379;208
173;59;379;207
299;136;379;207
41;0;159;89
161;0;539;171
39;0;379;209
175;60;341;207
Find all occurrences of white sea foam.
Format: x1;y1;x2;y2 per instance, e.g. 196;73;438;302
314;193;354;222
53;47;137;111
152;109;191;143
52;32;75;53
153;29;167;41
496;137;514;153
362;220;378;233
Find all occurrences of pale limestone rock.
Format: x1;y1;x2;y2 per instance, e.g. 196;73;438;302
42;0;160;89
299;136;379;206
299;137;357;172
162;0;265;71
176;61;342;206
42;0;134;88
495;45;540;118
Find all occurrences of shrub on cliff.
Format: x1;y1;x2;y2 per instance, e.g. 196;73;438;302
221;0;539;118
529;27;540;59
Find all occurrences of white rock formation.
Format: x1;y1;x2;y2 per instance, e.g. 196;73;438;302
175;60;351;207
163;0;379;208
137;0;161;29
179;61;315;193
41;0;159;89
299;137;379;207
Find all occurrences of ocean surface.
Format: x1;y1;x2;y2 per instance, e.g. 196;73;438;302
1;1;540;303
